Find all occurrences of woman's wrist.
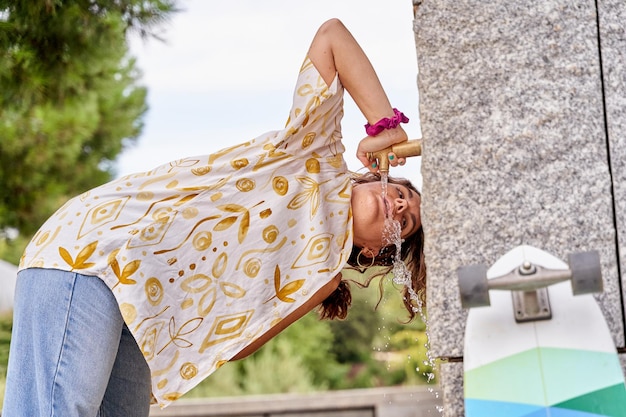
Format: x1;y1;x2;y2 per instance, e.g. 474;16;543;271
364;108;409;137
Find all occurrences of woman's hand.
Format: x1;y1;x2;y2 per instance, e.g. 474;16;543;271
356;126;408;173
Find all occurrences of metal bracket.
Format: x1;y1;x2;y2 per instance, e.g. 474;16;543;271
511;287;552;322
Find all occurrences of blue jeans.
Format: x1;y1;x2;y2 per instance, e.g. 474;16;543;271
2;269;151;417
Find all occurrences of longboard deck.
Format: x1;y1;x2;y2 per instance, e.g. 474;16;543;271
463;246;626;417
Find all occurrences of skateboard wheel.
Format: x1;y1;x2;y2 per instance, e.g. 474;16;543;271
568;251;602;295
457;264;490;308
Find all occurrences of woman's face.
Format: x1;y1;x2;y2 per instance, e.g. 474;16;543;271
351;181;421;255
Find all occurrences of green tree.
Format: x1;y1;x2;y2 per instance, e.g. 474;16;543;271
327;273;434;388
329;291;381;363
0;0;177;237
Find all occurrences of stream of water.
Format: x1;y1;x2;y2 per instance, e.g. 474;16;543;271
379;172;439;400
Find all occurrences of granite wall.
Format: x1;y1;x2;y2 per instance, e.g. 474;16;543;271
413;0;626;415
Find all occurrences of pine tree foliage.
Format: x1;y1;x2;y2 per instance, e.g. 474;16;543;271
0;0;177;235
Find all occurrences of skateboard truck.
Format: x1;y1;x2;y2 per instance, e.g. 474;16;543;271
458;251;602;322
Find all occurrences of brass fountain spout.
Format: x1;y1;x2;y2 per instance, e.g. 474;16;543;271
366;139;422;173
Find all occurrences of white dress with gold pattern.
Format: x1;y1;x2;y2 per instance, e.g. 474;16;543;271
19;57;353;407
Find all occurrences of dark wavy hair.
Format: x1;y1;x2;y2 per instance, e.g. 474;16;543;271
319;172;426;322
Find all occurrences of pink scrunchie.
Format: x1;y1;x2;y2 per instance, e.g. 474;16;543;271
364;108;409;136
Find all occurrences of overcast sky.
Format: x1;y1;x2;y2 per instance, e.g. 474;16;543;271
117;0;423;188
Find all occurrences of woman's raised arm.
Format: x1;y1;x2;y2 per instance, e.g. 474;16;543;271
306;18;408;171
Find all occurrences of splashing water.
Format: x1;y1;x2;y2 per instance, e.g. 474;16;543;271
380;172;439;389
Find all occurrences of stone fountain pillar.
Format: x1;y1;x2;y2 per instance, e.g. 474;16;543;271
412;1;626;415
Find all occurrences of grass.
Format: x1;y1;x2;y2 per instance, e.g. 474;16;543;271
0;313;11;411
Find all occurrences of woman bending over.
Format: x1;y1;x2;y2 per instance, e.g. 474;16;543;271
3;18;424;417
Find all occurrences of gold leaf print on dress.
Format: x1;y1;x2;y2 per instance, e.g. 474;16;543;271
199;310;254;353
180;274;212;293
287;177;328;219
137;172;176;190
305;91;335;135
181;297;193;310
272;176;289;196
243;258;262;278
34;229;52;246
174;194;201;207
153;206;174;221
25;226;61;267
108;249;141;288
158;316;203;355
285;124;301;137
264;265;305;304
325;127;343;159
58;241;98;270
145;277;164;306
192;231;212;251
262;225;279;243
215;204;250;244
176;175;231;193
214;216;236;230
231;158;249;170
212;253;228;278
152;350;179;377
219;282;246;298
120;303;137;324
198;287;217;317
182;207;199;219
78;196;130;238
153;215;219;255
296;84;320;127
298;80;330;125
111;195;179;230
323;177;351;204
302;132;316;149
235;236;287;271
326;154;343;169
140;321;165;360
305;158;320;174
235;178;255;192
168;158;200;173
292;233;333;268
127;212;177;249
137;191;154;201
299;56;315;73
140;217;172;243
191;166;211;176
78;190;91;202
180;362;198;380
163;392;183;402
132;305;170;334
207;141;249;165
253;143;290;171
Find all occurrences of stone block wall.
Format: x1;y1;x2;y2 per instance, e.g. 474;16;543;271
413;1;626;415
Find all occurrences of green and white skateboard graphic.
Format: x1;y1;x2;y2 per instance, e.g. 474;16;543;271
459;245;626;417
